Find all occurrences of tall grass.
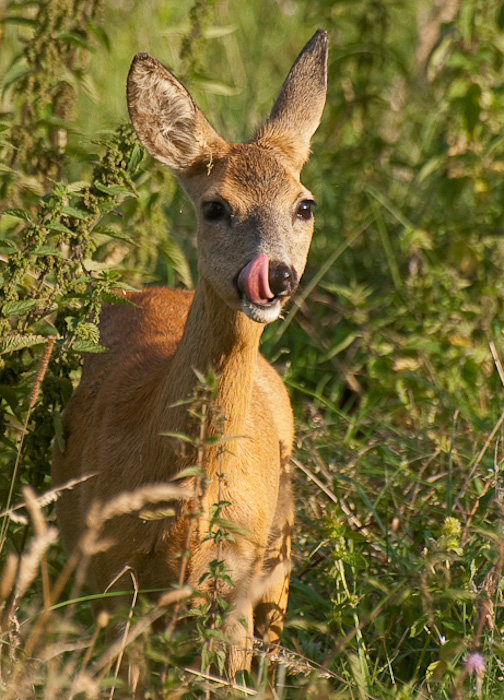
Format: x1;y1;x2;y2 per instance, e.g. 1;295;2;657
1;0;504;697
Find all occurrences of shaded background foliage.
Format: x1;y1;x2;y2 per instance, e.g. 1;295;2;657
1;0;504;697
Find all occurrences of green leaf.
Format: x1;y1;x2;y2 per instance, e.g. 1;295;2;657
33;245;65;258
0;332;46;354
2;299;38;317
171;465;206;480
57;31;94;51
0;62;31;91
100;291;135;306
44;221;74;235
161;238;193;289
3;208;31;222
87;23;111;51
160;432;195;444
62;206;89;220
72;340;108;353
127;142;144;173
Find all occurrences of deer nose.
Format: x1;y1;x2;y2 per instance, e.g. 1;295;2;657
268;262;297;297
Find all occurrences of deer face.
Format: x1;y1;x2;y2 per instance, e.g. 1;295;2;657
127;31;327;325
183;145;315;323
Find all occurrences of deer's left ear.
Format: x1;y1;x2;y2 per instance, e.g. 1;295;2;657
254;30;328;172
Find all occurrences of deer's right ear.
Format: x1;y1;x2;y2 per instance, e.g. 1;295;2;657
127;53;226;172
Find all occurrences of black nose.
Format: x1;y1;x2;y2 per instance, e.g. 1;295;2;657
268;262;297;297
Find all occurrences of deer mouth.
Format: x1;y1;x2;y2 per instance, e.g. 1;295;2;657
236;253;293;323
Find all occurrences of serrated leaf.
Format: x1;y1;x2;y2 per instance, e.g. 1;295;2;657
0;238;18;250
72;340;108;353
100;291;135;306
33;245;65;258
3;208;31;222
62;206;89;220
45;221;74;235
2;299;38;317
0;332;46;354
66;181;89;193
81;259;118;272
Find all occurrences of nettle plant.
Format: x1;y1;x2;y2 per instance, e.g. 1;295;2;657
0;0;191;526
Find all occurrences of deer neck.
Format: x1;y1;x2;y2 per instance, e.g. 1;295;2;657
163;278;264;445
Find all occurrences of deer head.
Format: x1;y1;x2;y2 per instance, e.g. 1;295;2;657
127;30;327;324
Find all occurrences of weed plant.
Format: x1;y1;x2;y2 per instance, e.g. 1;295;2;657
1;0;504;698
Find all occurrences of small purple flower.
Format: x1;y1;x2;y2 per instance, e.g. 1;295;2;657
465;652;486;677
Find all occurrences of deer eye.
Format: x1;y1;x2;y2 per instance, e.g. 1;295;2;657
296;200;316;221
202;201;226;221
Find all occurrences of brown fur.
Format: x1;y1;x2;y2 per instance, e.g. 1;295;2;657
52;30;327;683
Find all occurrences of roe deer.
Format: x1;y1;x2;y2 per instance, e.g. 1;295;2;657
52;29;327;682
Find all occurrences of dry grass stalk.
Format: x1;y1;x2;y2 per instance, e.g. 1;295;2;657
15;526;58;601
0;554;18;605
106;566;139;700
93;586;193;678
28;336;56;410
0;473;98;526
184;666;258;696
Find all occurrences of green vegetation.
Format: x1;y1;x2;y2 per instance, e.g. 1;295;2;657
1;0;504;697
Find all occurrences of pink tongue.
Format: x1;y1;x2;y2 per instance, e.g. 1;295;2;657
237;253;274;305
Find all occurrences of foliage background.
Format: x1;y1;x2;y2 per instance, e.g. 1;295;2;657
1;0;504;697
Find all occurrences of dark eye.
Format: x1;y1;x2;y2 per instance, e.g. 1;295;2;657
202;201;226;221
296;200;316;221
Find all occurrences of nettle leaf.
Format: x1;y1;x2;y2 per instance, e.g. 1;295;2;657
62;206;89;220
2;299;38;318
72;340;108;353
33;245;66;258
44;221;74;235
0;332;46;354
100;291;135;306
3;208;31;222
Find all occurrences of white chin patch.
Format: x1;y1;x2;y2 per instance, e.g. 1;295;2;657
241;296;282;324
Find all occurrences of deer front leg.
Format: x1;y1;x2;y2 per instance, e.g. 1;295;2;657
253;505;293;684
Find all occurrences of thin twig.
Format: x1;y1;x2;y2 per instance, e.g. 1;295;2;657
183;666;257;696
